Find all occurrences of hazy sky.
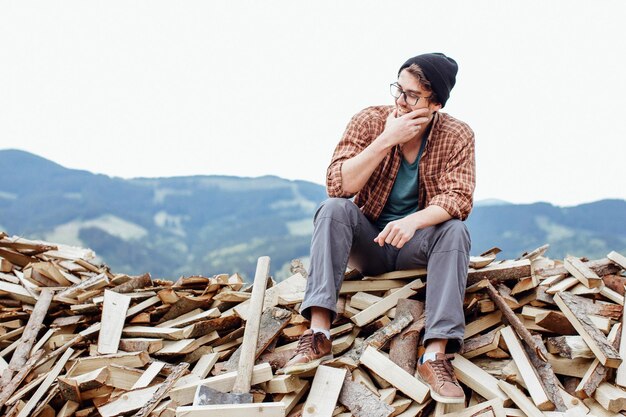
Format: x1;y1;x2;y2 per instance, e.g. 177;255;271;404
1;1;625;206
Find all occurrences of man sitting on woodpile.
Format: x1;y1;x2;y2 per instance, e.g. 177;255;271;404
281;53;475;403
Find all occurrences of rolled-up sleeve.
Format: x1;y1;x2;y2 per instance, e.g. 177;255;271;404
326;109;378;198
427;129;476;220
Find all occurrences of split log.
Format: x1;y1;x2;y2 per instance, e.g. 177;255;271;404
338;370;394;417
132;362;189;417
389;299;424;373
534;311;577;335
554;292;622;368
350;279;423;327
467;259;532;286
341;310;413;363
221;306;291;373
499;326;553;410
564;256;603;288
603;275;626;296
576;323;621;398
111;273;152;293
536;258;621;279
5;288;53;374
485;280;547;361
187;315;242;338
547;336;594;359
461;326;502;358
522;334;567;411
16;348;74;417
0;349;44;413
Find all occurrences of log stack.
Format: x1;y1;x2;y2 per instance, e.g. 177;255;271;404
1;231;626;417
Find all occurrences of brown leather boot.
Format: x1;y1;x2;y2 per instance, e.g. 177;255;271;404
280;329;333;375
416;353;465;403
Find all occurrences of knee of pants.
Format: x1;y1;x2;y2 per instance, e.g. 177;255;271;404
314;198;359;224
437;219;471;253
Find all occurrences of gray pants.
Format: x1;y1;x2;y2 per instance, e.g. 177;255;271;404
300;198;471;353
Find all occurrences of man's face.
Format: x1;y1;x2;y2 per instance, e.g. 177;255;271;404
395;70;442;122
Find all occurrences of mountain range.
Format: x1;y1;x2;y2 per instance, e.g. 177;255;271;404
1;149;624;281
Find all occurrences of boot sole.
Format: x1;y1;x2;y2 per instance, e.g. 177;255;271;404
280;355;334;375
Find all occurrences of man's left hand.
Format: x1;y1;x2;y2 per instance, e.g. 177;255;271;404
374;216;418;249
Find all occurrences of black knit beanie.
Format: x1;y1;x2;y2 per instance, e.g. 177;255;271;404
398;53;458;107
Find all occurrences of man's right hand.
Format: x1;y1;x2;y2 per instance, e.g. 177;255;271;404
379;108;430;147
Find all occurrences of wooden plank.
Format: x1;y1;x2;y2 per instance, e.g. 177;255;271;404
98;290;131;354
363;269;427;280
593;382;626;413
440;398;506;417
169;362;273;405
554;292;621;368
16;347;73;417
607;251;626;269
191;352;219;379
546;353;593;378
0;281;37;304
351;279;423;327
175;403;285;417
564;256;603;288
497;380;544;417
97;385;160;417
350;291;382;310
599;285;624;305
105;364;144;390
499;326;552;410
122;326;192;340
359;346;429;403
156;308;220;328
451;354;510;405
233;271;304;320
277;379;310;415
302;365;347;417
262;374;302;394
464;311;502;339
340;279;407;294
546;277;579;294
132;361;165;389
69;351;150;376
119;338;163;354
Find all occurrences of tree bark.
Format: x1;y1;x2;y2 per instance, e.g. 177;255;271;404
389;299;424;373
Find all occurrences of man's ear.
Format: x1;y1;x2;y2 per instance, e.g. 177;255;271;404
430;102;442;113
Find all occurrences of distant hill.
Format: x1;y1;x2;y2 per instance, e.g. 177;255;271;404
1;149;624;280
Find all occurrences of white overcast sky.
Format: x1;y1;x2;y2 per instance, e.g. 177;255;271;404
1;1;625;206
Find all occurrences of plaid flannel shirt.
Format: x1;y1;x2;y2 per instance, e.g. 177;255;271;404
326;105;475;221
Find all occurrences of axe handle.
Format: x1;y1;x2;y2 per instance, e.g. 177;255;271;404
232;256;270;394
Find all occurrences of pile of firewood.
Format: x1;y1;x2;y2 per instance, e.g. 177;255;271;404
1;230;626;417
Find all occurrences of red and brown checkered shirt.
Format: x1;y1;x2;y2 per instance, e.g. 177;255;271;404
326;105;476;221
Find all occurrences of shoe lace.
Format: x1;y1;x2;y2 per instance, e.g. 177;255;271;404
430;354;457;384
296;332;318;355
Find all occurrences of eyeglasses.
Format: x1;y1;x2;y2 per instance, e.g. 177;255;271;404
390;83;430;106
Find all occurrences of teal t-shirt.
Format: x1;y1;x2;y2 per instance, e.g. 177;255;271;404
374;139;427;230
